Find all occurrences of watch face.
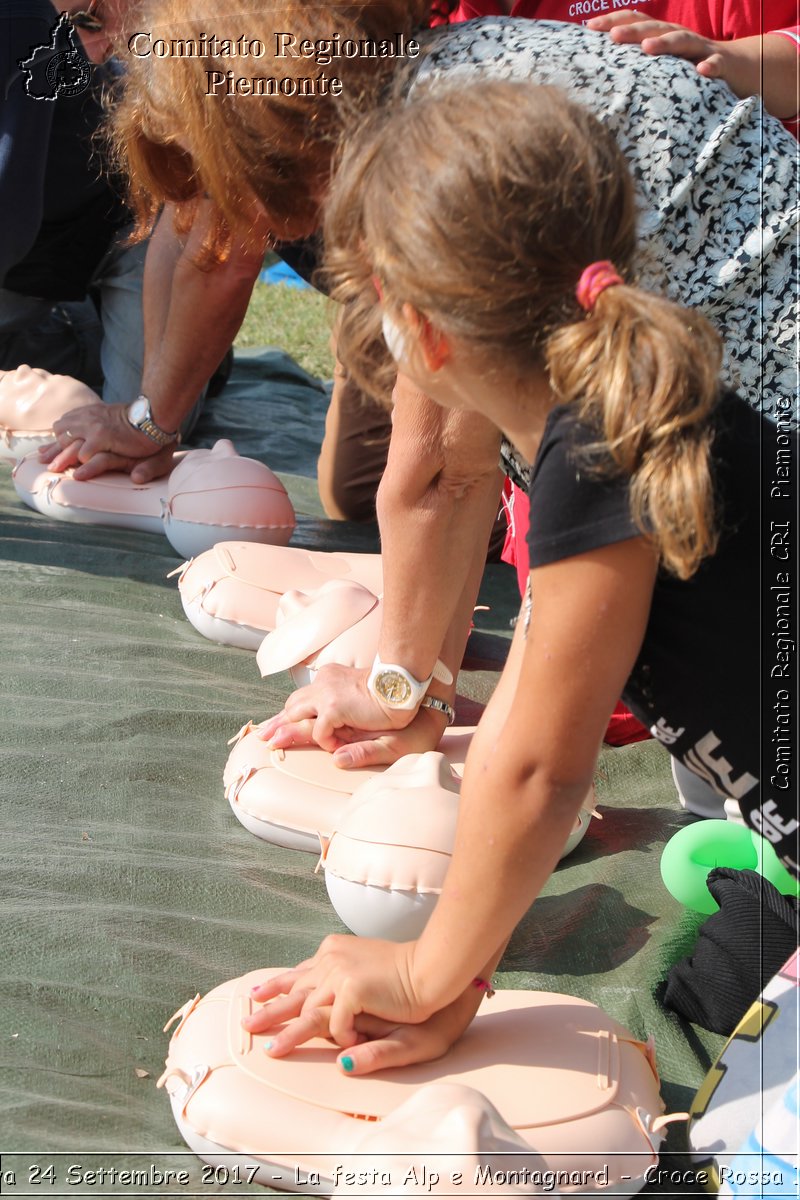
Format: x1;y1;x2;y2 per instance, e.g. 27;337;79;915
374;670;413;706
128;397;148;426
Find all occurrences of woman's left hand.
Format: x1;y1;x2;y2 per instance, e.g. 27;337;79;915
242;934;434;1050
342;992;483;1075
242;943;482;1075
43;403;180;481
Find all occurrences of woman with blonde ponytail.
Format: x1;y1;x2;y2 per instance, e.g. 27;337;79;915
247;80;798;1074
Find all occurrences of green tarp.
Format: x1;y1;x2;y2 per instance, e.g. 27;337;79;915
1;351;725;1195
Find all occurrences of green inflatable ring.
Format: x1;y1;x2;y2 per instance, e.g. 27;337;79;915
660;819;800;914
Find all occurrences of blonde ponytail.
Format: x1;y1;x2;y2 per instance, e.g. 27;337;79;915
546;286;722;579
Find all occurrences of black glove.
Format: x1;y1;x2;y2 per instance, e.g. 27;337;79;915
664;867;799;1035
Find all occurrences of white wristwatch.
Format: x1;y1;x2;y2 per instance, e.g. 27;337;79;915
126;395;179;447
367;655;453;711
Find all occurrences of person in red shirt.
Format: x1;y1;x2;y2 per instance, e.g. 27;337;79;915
431;1;799;125
585;7;800;135
433;0;799;137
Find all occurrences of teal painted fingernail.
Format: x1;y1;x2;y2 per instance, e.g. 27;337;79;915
340;1055;355;1073
264;1040;274;1052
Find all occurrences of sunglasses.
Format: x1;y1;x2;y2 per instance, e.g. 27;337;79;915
69;2;103;33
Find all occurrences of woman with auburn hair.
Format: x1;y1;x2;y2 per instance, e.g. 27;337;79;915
113;0;430;251
243;79;798;1072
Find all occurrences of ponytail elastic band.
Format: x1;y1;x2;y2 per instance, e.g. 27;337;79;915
576;260;623;312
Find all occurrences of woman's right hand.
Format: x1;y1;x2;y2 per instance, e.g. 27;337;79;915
41;403;179;481
258;665;452;766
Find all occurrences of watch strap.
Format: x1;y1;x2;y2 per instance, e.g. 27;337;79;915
431;658;454;687
127;396;179;447
420;696;456;726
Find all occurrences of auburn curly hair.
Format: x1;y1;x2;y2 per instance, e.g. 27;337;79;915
111;0;431;258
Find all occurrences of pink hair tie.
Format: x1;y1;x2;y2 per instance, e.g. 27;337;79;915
576;260;623;312
472;976;496;999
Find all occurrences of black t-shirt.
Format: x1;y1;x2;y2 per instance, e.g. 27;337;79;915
2;34;128;304
526;394;799;877
0;1;55;281
2;51;128;301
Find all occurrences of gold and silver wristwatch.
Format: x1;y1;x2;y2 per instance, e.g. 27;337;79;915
367;655;453;712
126;395;179;447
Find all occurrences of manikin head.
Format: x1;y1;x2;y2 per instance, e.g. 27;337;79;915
0;366;98;427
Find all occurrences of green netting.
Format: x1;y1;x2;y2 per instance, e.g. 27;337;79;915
0;350;724;1196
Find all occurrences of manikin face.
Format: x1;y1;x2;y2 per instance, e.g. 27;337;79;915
0;366;98;420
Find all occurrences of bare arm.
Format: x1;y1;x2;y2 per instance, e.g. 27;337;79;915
376;372;504;684
138;204;188;398
138;200;266;437
262;374;503;760
410;537;658;1009
43;202;267;480
246;536;659;1068
587;12;800;121
710;33;799;120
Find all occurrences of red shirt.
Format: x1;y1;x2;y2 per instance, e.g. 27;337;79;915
438;0;799;40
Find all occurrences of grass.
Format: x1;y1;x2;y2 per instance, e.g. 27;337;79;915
234;279;336;381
